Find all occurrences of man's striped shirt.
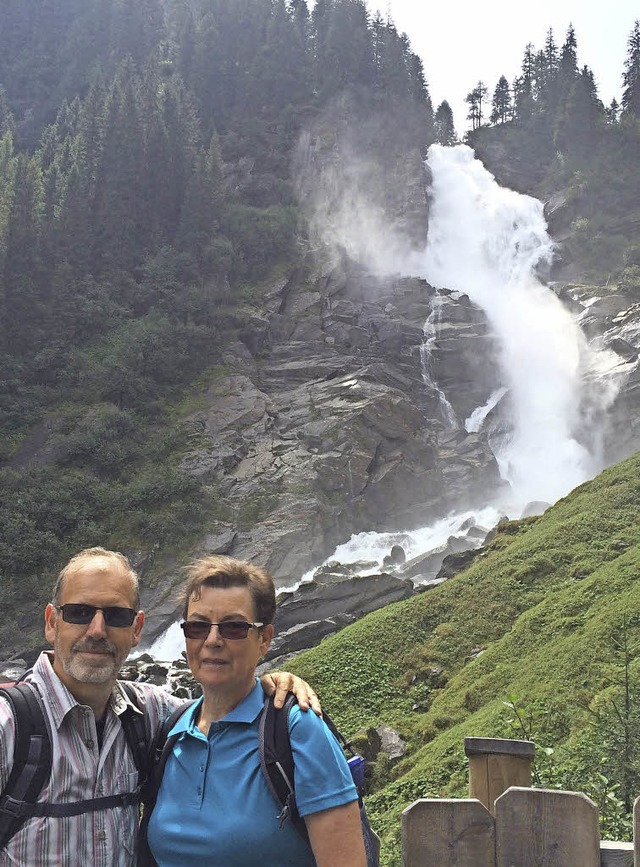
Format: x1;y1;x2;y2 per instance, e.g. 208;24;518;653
0;652;181;866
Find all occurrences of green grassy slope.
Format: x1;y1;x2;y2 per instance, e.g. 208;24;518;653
286;451;640;864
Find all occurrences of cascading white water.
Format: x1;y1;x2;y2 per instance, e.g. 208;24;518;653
412;143;598;508
420;291;458;428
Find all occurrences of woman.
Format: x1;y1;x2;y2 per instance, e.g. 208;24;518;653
146;555;367;866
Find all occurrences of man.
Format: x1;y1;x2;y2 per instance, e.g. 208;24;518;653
0;547;319;866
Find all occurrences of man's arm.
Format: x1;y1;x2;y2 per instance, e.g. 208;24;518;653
259;672;322;714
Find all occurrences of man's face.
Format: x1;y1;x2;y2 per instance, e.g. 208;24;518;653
44;556;144;690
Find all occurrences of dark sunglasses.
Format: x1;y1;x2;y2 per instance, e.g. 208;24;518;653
180;620;264;640
56;603;137;628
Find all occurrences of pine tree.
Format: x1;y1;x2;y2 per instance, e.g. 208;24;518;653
0;87;15;138
92;62;146;276
176;135;225;267
557;23;579;101
313;0;375;101
490;76;512;124
513;43;536;121
433;101;456;145
606;98;620;124
622;20;640;118
465;81;488;129
554;64;604;158
1;154;45;352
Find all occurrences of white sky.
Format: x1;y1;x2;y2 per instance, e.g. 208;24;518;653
366;0;639;133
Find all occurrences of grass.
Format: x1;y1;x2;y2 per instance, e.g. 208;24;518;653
286;451;640;864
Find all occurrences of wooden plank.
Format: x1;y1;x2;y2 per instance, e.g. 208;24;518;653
495;787;600;867
600;840;633;866
634;796;640;867
402;798;495;867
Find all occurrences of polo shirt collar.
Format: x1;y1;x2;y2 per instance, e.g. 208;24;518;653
172;679;264;737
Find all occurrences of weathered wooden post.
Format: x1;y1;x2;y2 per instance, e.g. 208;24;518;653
634;795;640;867
402;798;495;867
465;737;535;814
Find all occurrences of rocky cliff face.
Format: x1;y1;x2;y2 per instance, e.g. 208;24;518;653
140;261;506;642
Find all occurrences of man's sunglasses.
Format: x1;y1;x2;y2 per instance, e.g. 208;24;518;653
55;604;137;628
180;620;264;640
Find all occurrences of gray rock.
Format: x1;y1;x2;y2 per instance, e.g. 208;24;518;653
375;725;407;761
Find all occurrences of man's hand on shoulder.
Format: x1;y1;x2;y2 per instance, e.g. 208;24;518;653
260;672;322;715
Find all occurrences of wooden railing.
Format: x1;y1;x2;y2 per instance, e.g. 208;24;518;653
401;738;636;866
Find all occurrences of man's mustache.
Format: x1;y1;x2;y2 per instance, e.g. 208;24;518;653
72;639;117;656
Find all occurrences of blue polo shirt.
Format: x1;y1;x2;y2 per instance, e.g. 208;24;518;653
147;680;358;866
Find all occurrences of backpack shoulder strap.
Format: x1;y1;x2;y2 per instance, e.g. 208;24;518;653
119;682;153;785
0;683;52;849
150;700;195;785
258;693;380;866
137;699;197;867
258;692;309;843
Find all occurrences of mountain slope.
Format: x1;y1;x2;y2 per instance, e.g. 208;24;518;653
285;450;640;864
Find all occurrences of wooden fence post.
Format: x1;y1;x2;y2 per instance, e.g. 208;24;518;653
401;798;495;867
634;796;640;867
465;737;535;814
494;787;600;866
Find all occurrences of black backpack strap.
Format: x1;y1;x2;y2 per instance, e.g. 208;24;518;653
0;683;52;849
119;682;152;786
137;699;197;867
258;692;309;843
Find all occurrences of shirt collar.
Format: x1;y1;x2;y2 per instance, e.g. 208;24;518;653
31;651;139;729
171;679;265;737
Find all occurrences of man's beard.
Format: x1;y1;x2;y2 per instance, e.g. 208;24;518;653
61;638;121;684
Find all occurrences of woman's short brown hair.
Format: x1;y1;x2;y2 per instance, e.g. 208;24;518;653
180;555;276;625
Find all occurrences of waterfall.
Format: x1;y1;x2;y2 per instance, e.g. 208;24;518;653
290;143;616;580
420;290;458;428
412;143;599;509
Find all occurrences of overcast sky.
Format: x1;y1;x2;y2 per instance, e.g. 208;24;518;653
366;0;639;133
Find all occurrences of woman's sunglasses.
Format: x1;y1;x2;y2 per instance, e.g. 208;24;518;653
55;603;137;627
180;620;264;640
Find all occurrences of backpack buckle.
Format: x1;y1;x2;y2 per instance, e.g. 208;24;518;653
0;796;28;818
276;803;290;829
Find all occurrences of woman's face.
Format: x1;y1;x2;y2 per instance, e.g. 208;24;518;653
184;584;273;696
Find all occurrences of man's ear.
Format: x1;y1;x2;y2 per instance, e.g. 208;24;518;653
44;603;57;645
131;611;145;647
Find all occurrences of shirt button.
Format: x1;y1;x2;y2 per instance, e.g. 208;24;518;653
85;739;95;749
97;830;107;842
197;787;202;795
199;765;205;772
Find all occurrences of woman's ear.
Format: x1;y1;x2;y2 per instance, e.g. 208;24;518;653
260;623;274;656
